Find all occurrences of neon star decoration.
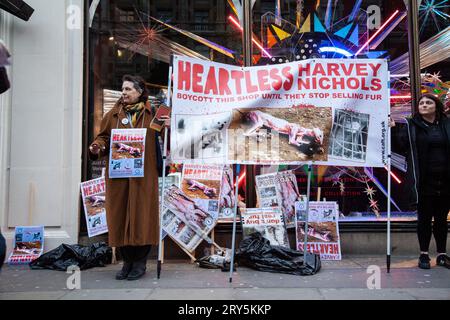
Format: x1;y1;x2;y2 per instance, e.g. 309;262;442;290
364;186;376;197
419;0;450;35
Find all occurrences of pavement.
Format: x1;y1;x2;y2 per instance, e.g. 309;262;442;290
0;255;449;300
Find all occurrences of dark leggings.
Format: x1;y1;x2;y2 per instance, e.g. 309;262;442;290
417;195;449;253
120;245;151;263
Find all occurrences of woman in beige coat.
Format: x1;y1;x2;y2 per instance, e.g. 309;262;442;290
89;75;161;280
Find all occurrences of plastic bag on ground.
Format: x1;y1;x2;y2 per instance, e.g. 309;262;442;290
196;248;235;272
235;232;321;276
29;242;112;271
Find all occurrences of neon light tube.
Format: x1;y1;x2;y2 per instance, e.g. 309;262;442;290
228;15;273;58
355;10;399;56
319;46;353;57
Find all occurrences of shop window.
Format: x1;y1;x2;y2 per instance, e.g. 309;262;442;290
194;11;210;31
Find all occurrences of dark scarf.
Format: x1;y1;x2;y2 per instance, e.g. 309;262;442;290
123;102;144;127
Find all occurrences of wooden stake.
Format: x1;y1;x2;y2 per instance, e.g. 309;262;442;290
211;229;215;255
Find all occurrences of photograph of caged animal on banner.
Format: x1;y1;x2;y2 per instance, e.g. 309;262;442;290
295;201;342;261
181;164;223;219
255;170;305;228
328;109;370;163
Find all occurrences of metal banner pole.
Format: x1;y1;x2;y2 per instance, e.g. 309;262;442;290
157;63;173;279
303;164;312;265
229;164;241;283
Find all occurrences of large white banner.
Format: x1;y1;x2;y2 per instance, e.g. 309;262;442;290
171;55;389;167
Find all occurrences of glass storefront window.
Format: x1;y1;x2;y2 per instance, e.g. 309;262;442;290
84;0;450;234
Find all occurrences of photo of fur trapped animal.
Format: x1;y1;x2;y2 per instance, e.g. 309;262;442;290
83;193;106;216
111;142;144;159
13;241;42;255
181;179;221;200
228;107;332;162
296;221;339;243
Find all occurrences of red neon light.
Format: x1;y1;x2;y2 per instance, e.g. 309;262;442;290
355;10;399;56
385;166;402;184
228;15;273;58
238;171;246;186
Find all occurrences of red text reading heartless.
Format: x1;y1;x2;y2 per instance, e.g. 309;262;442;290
83;181;105;197
112;134;144;142
177;61;383;95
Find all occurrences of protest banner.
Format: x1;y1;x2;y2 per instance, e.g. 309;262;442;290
8;226;44;264
295;201;342;260
171;55;389;167
109;128;147;178
241;207;289;248
80;177;108;237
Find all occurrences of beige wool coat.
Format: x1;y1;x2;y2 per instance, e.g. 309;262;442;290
90;101;161;247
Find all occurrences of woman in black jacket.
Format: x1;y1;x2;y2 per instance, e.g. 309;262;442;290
391;94;450;269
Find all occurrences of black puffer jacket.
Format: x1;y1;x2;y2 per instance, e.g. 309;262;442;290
392;115;450;206
0;231;5;270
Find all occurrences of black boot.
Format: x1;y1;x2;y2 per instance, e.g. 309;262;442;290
116;247;133;280
116;262;133;280
127;245;151;281
418;253;431;269
127;261;146;280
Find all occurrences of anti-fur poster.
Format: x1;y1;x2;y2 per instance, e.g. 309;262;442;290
181;164;223;219
171;55;389;167
80;177;108;237
109;128;147;178
295;201;342;260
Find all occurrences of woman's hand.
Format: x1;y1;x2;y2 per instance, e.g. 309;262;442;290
388;117;396;128
89;143;102;155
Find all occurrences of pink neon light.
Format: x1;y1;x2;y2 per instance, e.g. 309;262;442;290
390;95;411;99
228;15;273;58
385;166;402;184
355;10;399;56
238;171;246;186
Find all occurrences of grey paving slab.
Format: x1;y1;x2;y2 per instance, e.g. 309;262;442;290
0;291;68;300
403;289;450;300
233;288;324;300
61;289;154;300
147;288;234;300
318;288;417;300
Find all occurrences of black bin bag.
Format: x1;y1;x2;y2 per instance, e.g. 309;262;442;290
29;242;112;271
235;233;321;276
